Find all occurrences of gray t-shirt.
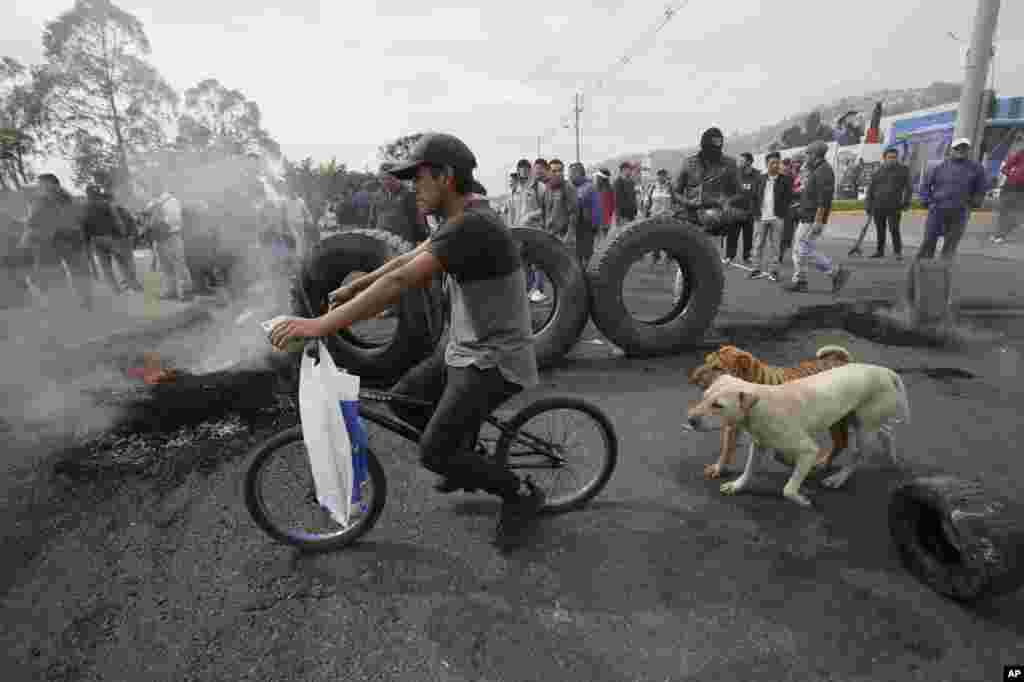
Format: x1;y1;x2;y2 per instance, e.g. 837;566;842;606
427;205;539;389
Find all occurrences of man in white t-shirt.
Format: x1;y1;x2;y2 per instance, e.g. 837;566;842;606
748;151;794;282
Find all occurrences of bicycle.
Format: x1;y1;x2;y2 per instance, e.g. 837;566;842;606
244;347;618;552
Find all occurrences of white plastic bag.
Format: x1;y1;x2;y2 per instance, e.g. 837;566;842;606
298;341;360;526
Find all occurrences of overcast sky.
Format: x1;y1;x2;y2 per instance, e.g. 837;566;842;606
4;0;1024;196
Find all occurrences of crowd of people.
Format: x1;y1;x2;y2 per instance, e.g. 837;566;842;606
495;125;1023;297
0;169;317;312
2;126;1021;316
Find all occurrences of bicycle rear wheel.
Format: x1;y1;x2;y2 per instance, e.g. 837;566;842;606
244;425;387;552
493;396;617;514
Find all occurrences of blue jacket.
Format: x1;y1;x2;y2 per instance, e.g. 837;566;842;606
920;159;988;211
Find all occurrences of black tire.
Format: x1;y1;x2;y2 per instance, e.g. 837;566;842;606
291;228;444;386
494;396;617;514
888;475;1024;602
587;216;725;357
244;425;387;552
510;228;591;369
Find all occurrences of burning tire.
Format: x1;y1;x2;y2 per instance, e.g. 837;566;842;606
586;216;724;357
292;229;444;387
511;227;590;369
888;475;1024;602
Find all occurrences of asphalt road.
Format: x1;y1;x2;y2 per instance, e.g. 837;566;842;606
2;233;1023;681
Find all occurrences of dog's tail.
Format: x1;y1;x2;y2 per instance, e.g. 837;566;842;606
888;368;911;425
816;345;852;362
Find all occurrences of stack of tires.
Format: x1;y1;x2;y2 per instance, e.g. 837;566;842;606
290;216;726;387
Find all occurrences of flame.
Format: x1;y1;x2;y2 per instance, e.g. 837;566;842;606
127;352;180;384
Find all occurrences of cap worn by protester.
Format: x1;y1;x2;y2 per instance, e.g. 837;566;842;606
388;133;478;181
951;137;972;149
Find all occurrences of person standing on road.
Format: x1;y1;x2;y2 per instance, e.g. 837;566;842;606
644;168;678;218
24;174;94;310
674;126;741;263
508;158;542;227
613;162;638;226
143;179;193;302
269;132;546;547
864;147;912;260
569;161;598;269
917;137;988;260
785;140;851;294
539;158;579;255
81;184;142;295
507;158;548;301
991;131;1024;245
748;151;793;282
594;168;615;244
369;162;430;244
727;152;759;264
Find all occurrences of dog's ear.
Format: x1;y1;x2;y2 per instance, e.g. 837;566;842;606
738;392;759;415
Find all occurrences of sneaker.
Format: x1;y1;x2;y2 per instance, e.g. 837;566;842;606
991;236;1006;245
894;253;904;261
721;257;733;265
494;479;546;547
768;271;779;282
785;280;808;293
747;268;762;279
870;252;884;259
528;289;548;303
831;266;851;294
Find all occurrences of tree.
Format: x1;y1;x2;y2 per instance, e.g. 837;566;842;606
41;0;178;188
176;78;280;158
0;57;55;190
378;133;424;162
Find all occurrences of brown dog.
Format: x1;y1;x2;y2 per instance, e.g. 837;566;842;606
687;344;853;478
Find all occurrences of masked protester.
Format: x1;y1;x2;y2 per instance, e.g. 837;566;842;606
674;127;741;250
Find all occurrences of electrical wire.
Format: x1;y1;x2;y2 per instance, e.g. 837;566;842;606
536;0;693;148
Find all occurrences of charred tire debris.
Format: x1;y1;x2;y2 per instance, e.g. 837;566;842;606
587;216;726;357
889;475;1024;602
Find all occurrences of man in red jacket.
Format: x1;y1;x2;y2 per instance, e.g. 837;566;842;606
992;131;1024;245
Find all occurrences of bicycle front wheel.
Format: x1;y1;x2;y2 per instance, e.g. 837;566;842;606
493;396;617;514
244;425;387;552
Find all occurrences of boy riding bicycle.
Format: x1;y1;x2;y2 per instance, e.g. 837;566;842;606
269;133;545;546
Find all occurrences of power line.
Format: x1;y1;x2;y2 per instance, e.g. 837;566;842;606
537;0;693;150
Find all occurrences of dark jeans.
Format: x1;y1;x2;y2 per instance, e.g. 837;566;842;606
873;209;904;255
995;186;1024;239
390;345;524;501
918;207;969;259
725;220;754;260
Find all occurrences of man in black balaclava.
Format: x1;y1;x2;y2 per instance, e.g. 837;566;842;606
674;127;741;260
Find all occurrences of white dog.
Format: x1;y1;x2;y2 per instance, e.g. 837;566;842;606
687;363;910;507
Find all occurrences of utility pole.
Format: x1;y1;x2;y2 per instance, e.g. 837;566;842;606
572;93;584;164
954;0;1000;161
